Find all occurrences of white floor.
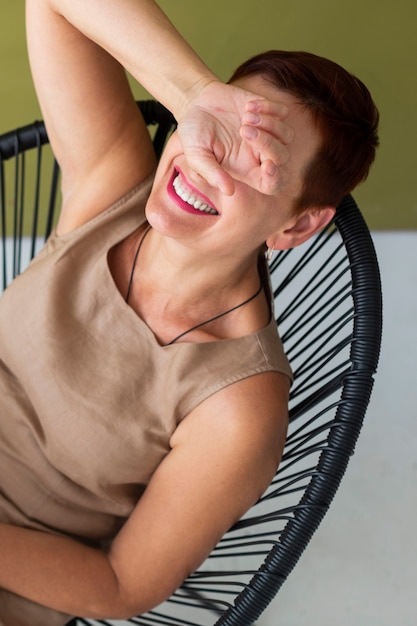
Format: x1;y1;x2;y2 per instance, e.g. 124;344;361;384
260;232;417;625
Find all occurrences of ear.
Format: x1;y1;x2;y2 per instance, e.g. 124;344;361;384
267;206;335;251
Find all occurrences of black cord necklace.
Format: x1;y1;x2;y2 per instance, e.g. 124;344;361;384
126;226;263;345
125;225;152;304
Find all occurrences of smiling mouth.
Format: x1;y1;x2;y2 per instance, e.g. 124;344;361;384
171;170;218;215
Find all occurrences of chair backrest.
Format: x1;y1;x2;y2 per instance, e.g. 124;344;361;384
0;102;382;626
0;101;175;289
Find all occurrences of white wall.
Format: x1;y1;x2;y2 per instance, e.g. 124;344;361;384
261;232;417;626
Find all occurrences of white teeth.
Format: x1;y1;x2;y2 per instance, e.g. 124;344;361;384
173;174;217;215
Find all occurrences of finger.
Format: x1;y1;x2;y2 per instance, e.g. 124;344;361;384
245;98;289;120
240;125;290;168
238;158;284;196
242;110;294;145
209;167;235;196
259;159;282;195
185;151;235;196
225;156;283;196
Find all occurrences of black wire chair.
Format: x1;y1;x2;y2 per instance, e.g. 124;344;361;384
0;101;382;626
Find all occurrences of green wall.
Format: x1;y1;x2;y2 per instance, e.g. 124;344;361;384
1;1;415;229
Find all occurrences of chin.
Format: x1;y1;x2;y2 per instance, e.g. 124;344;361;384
144;200;193;239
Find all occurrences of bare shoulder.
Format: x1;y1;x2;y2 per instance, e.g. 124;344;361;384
107;371;289;614
171;371;290;497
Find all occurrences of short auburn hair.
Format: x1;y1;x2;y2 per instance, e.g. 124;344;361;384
230;50;379;213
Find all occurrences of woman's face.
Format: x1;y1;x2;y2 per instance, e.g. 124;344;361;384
145;74;322;258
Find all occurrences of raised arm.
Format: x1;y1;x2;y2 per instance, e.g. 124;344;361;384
26;0;293;228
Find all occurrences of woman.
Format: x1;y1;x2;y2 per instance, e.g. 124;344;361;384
0;0;379;624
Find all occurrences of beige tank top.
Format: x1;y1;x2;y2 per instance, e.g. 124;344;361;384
0;173;292;543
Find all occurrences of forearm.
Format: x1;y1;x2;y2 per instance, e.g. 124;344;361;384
48;0;218;120
0;524;138;619
31;0;291;198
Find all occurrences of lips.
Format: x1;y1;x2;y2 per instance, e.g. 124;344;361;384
168;169;219;216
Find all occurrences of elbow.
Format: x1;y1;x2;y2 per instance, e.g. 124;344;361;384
83;576;179;621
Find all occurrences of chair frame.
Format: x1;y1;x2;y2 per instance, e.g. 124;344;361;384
0;101;382;626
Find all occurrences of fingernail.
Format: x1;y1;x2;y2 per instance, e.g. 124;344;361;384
266;162;277;177
241;125;258;140
246;101;260;112
243;112;261;125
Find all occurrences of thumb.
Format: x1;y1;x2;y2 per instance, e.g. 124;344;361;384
185;150;236;196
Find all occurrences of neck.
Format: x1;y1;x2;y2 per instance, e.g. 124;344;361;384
143;227;261;306
124;225;268;345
